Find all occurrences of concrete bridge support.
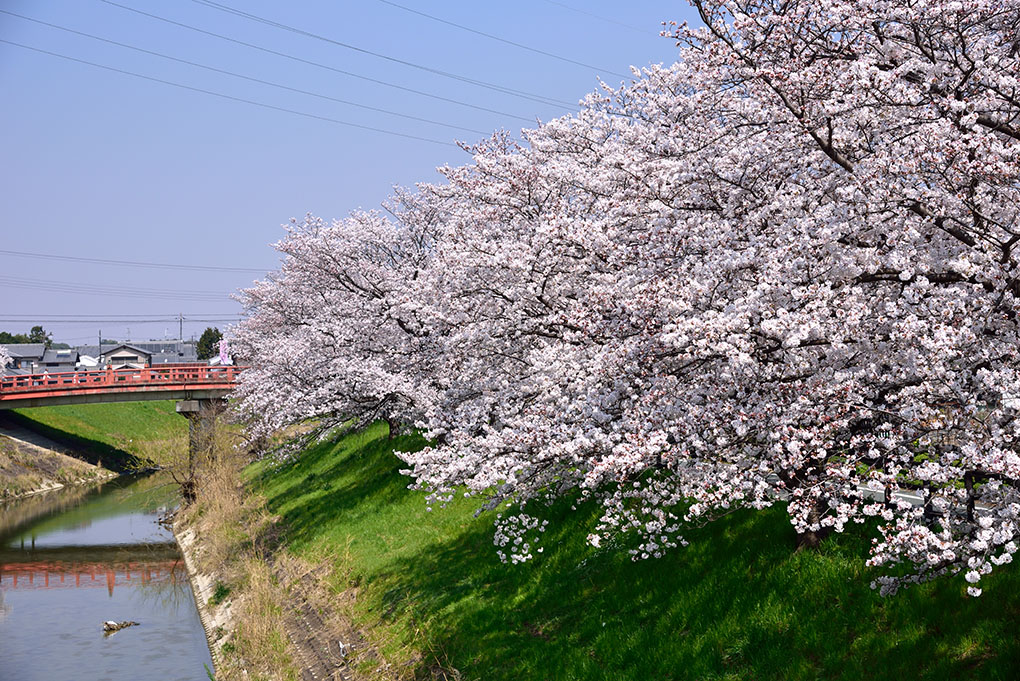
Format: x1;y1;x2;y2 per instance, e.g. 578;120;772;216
175;398;225;503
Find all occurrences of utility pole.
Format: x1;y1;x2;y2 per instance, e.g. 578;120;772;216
179;313;184;358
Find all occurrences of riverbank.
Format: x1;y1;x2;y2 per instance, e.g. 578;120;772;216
5;400;187;471
173;523;230;677
12;403;1020;679
237;422;1020;681
171;423;400;681
0;400;187;498
0;415;115;498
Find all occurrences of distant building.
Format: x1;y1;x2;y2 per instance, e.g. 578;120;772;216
74;341;198;369
99;343;151;369
0;344;47;373
40;348;78;372
1;341;201;374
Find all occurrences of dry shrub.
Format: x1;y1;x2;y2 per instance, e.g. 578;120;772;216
177;421;299;681
179;420;412;681
188;457;269;574
217;557;299;681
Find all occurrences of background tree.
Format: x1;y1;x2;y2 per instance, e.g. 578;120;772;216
0;332;30;344
27;325;51;348
0;327;53;347
196;327;223;361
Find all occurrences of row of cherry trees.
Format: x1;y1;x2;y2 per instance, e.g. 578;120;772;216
233;0;1020;595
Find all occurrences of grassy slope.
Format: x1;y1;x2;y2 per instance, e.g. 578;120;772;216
250;423;1020;681
8;401;187;470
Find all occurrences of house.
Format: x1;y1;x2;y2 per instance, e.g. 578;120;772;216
40;348;78;372
98;343;152;369
0;343;47;373
74;341;199;369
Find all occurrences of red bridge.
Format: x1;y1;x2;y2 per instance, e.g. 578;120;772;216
0;559;186;596
0;364;246;410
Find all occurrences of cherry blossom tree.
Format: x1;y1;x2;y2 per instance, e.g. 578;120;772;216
0;346;10;372
232;190;445;445
234;0;1019;595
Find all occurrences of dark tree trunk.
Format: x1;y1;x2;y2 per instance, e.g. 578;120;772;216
795;499;833;550
795;526;832;550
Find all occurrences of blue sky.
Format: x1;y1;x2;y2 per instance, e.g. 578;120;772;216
0;1;695;346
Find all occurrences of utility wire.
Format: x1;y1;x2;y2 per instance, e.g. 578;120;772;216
0;313;240;318
0;277;231;302
98;0;537;125
188;0;574;108
541;0;650;34
0;317;245;323
375;0;629;79
0;249;267;274
0;39;458;147
0;9;488;137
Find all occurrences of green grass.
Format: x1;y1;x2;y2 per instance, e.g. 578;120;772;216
9;401;187;471
249;423;1020;681
209;581;232;606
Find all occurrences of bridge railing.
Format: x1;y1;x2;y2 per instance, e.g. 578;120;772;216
0;364;246;396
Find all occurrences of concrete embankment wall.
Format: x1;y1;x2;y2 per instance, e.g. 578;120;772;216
173;524;232;678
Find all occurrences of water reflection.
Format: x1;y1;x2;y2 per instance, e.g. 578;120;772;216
0;473;213;681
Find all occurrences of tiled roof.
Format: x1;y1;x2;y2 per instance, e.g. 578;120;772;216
0;343;46;359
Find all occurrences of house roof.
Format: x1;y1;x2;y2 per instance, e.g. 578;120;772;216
77;342;197;358
151;352;188;364
130;341;196;354
42;348;78;364
102;343;153;358
0;343;46;359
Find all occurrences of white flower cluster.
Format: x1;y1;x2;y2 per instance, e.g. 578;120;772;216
232;0;1020;595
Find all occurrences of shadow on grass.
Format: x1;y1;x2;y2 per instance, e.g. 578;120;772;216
261;425;1020;681
1;411;141;472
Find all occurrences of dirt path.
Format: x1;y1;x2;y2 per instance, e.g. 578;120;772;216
274;563;361;681
176;521;370;681
0;415;69;453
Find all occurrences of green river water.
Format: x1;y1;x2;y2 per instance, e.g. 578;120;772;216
0;473;214;681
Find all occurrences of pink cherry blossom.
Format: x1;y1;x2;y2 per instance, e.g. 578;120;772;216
232;0;1020;595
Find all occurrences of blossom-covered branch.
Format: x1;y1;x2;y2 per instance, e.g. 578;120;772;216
232;0;1019;595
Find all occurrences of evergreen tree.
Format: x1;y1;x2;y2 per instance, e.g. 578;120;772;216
197;327;222;360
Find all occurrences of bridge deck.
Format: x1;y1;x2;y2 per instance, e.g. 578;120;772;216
0;365;245;410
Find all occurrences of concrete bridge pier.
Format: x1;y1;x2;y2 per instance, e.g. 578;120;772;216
175;398;225;502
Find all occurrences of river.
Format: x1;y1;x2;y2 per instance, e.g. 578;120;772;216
0;474;214;681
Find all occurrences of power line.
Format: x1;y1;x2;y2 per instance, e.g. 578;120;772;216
0;249;267;274
0;317;245;323
0;276;231;302
188;0;575;108
375;0;628;78
541;0;650;34
98;0;538;125
0;313;240;318
0;9;488;137
0;39;458;147
1;275;230;296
